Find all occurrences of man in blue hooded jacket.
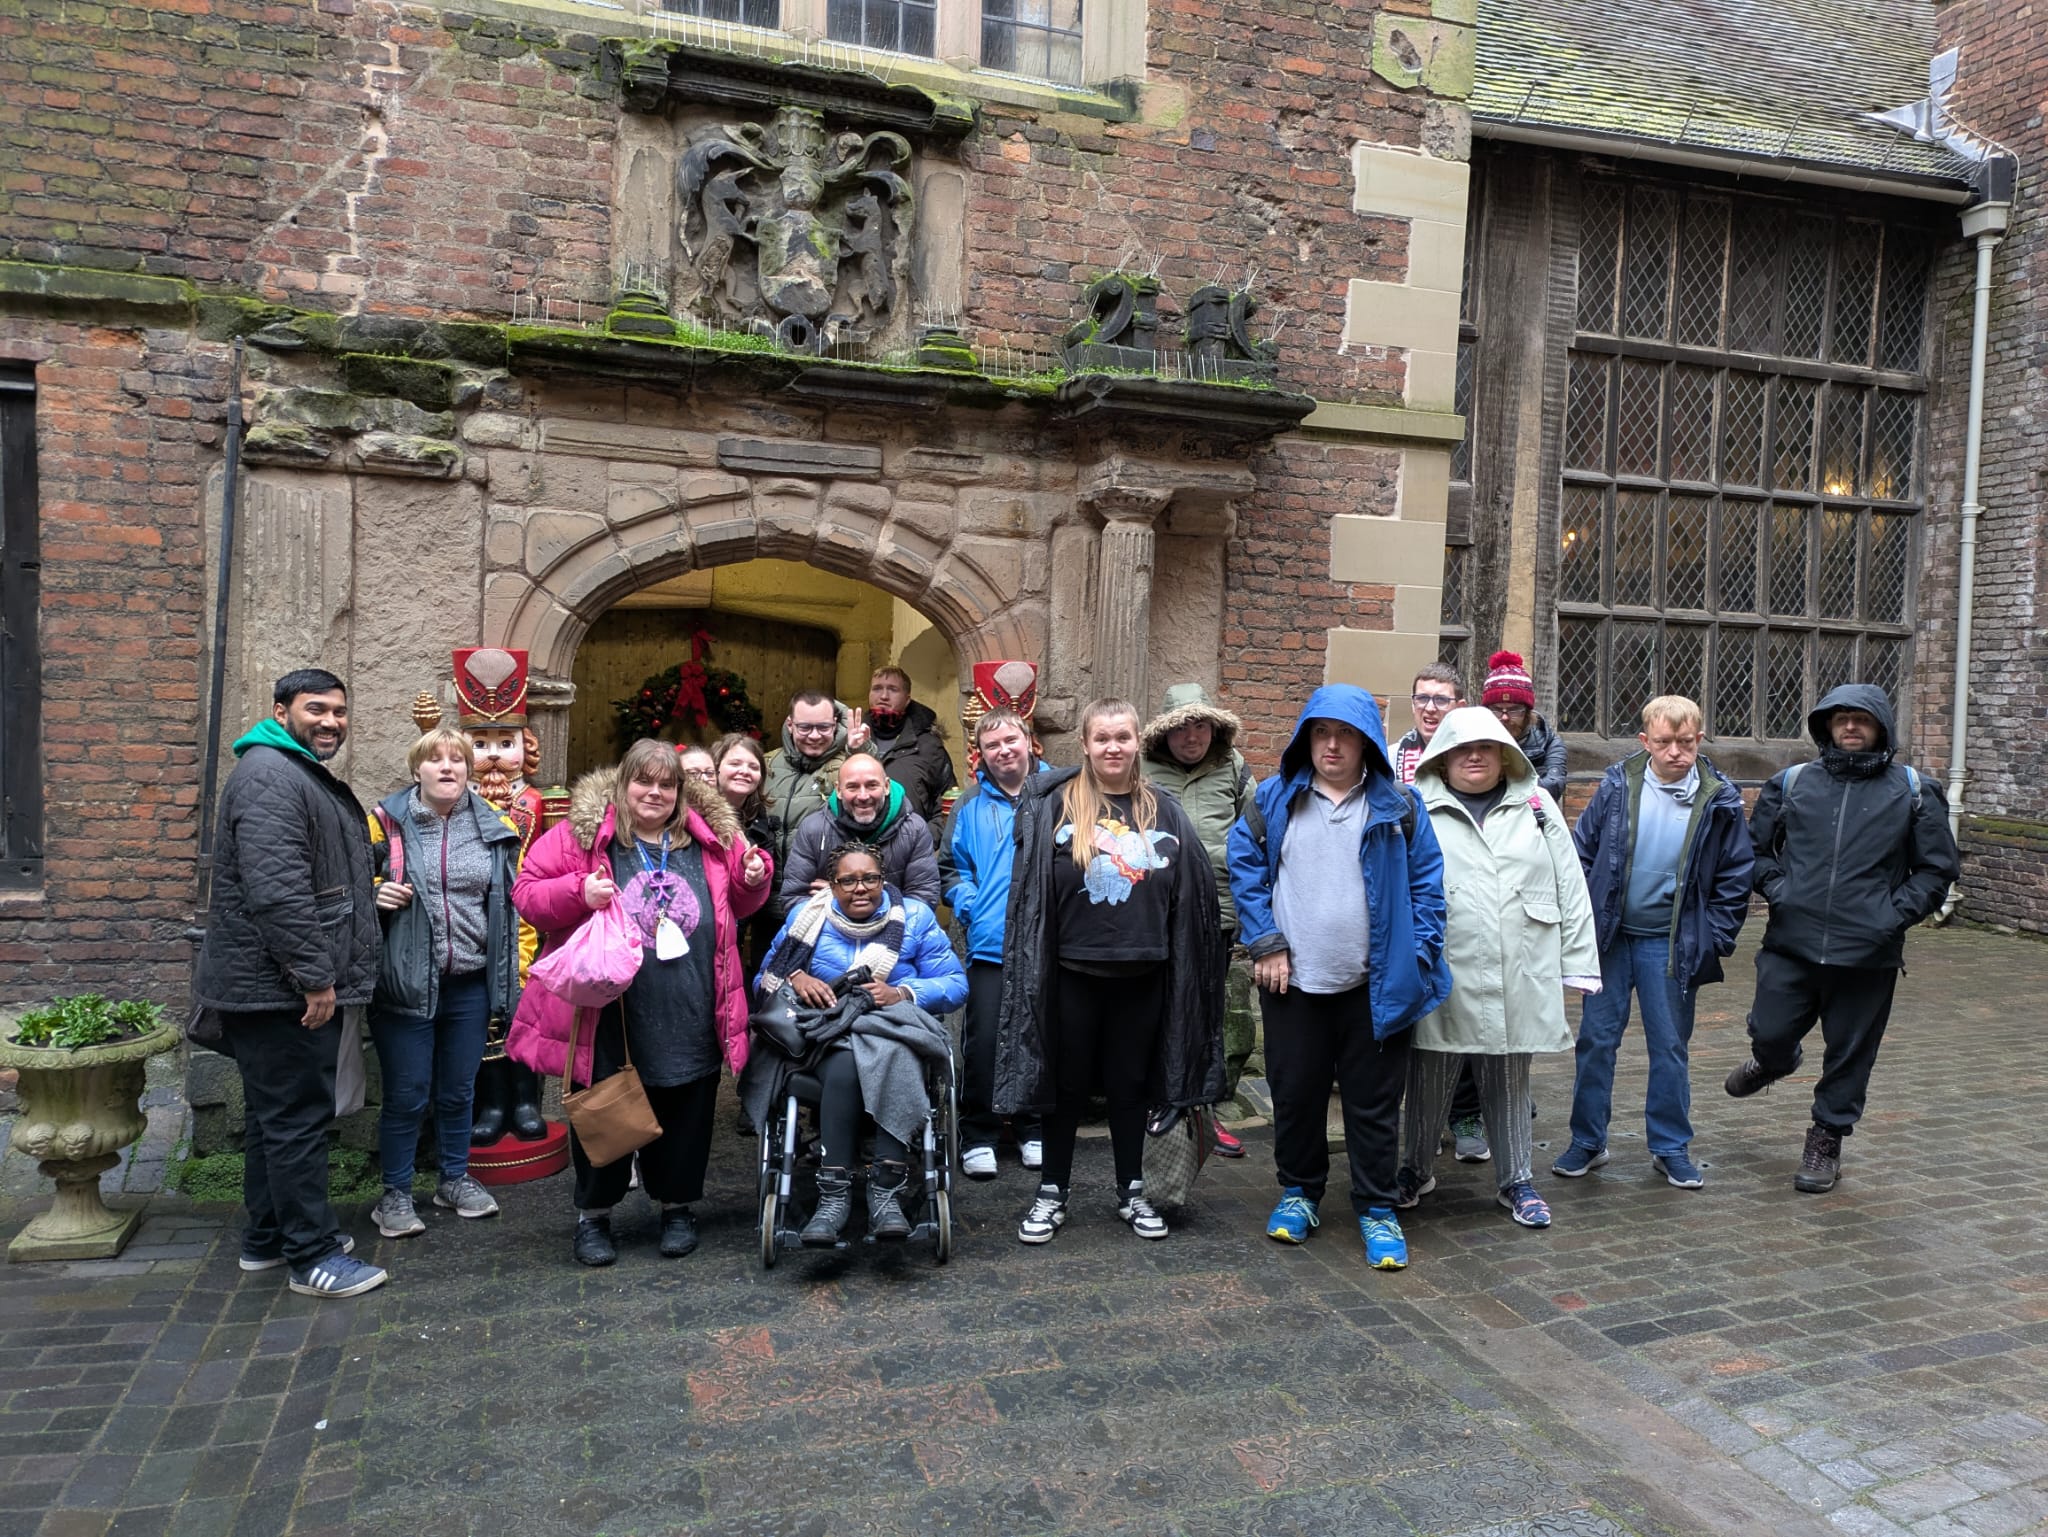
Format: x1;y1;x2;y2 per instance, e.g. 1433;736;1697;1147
1227;685;1452;1270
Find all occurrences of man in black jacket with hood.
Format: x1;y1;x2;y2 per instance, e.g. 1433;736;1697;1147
194;669;385;1298
1726;684;1958;1193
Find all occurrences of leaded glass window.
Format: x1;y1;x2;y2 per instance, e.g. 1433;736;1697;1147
982;0;1083;84
661;0;779;23
1555;179;1932;741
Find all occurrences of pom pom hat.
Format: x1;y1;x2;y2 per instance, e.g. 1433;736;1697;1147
1482;650;1536;710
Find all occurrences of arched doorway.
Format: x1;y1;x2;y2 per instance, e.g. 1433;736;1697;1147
565;557;965;781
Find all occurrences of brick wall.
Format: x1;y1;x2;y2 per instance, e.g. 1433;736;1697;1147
0;0;1442;1000
1922;0;2048;930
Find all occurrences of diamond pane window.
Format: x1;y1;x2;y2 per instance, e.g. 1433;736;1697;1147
828;0;936;54
1667;366;1716;482
1667;494;1709;610
1782;216;1833;359
1716;628;1756;736
1614;360;1663;477
982;0;1083;84
1721;372;1767;486
1822;385;1865;497
1718;500;1760;613
1560;487;1603;603
1665;624;1709;703
1831;221;1881;365
1878;231;1931;372
1559;179;1925;740
1623;186;1676;339
1613;491;1659;607
1565;352;1610;471
1451;339;1476;481
1440;544;1467;628
1610;622;1659;735
1817;509;1858;620
1773;378;1818;491
1673;198;1727;347
1579;182;1624;334
1771;504;1810;617
1765;630;1808;736
1870;390;1917;500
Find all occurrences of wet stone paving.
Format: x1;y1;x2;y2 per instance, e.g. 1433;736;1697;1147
4;927;2047;1536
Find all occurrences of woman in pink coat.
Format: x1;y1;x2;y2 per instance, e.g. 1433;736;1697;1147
507;739;772;1267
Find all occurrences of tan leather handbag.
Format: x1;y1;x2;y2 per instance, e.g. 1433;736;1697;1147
560;1006;661;1167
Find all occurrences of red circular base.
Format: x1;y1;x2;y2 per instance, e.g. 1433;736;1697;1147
470;1121;570;1186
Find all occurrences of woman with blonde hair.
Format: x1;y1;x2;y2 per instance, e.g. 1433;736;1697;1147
994;698;1225;1245
365;726;526;1238
506;738;773;1266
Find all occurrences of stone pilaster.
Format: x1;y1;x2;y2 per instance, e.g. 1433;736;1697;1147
1087;487;1171;709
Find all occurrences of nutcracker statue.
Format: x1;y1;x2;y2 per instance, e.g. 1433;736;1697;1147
962;659;1040;771
434;648;551;1146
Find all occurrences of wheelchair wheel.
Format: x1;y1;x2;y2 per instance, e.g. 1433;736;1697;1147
759;1191;779;1270
932;1186;952;1265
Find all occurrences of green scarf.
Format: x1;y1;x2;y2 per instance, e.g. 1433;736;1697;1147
827;778;907;840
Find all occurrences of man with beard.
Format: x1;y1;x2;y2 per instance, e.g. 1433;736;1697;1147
865;666;957;820
194;669;387;1298
778;753;942;917
1726;684;1958;1193
761;689;855;884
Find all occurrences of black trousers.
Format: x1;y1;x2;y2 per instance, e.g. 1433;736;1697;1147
1746;948;1899;1136
1042;965;1164;1192
815;1044;907;1167
1261;980;1410;1214
960;961;1040;1148
226;1007;345;1269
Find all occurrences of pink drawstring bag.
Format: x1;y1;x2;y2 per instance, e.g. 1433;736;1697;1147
529;901;643;1007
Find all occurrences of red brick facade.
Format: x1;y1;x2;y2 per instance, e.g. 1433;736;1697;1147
0;0;1450;1001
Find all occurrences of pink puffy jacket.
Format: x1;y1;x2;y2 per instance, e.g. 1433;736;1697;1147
505;770;773;1087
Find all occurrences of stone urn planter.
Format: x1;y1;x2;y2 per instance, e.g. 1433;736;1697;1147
1;1009;178;1262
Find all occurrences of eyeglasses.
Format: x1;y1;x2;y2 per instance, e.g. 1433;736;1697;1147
1410;694;1458;710
789;721;835;737
1488;704;1531;720
832;873;883;889
683;768;715;783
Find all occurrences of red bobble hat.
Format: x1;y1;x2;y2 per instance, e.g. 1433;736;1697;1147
1482;650;1536;709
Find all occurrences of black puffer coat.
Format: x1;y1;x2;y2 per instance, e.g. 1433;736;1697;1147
875;699;958;820
1516;712;1569;802
1750;684;1959;970
195;741;379;1012
993;769;1225;1115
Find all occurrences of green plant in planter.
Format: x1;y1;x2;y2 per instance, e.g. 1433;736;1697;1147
11;996;164;1050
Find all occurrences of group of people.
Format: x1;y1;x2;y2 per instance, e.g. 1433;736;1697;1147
193;644;1958;1297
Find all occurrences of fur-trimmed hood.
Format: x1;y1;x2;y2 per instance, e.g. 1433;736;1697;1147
565;765;744;849
1141;682;1242;765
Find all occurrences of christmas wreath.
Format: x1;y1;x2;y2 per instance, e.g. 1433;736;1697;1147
611;628;763;753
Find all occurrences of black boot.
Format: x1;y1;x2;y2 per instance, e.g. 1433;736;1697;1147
867;1160;912;1242
470;1057;508;1147
803;1169;852;1247
573;1215;616;1267
1794;1123;1842;1193
658;1206;699;1258
507;1061;547;1141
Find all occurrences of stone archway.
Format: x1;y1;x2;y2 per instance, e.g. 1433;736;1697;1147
484;457;1049;782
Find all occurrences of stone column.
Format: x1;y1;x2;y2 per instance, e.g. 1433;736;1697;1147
1088;487;1171;709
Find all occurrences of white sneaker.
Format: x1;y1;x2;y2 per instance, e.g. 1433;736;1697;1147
961;1146;998;1180
1019;1139;1044;1170
1117;1182;1168;1240
1017;1184;1067;1244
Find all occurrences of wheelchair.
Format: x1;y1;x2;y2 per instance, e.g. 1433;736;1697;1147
756;1039;959;1268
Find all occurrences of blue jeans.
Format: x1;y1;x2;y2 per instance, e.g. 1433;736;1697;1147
1567;935;1698;1158
368;971;490;1187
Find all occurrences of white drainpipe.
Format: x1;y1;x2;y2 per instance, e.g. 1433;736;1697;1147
1938;199;2011;922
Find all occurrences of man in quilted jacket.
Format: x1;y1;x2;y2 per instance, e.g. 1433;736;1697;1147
195;669;386;1299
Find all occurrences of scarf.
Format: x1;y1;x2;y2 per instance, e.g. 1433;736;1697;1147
827;779;908;841
760;888;906;994
1820;745;1892;781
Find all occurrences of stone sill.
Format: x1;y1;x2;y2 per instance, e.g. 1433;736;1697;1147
1300;400;1466;445
448;0;1138;120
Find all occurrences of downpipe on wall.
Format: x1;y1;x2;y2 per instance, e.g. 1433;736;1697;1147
1937;201;2010;923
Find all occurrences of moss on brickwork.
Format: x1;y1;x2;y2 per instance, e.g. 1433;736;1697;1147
340;353;460;411
0;259;194;319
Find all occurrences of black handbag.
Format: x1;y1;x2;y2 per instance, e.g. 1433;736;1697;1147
749;966;874;1059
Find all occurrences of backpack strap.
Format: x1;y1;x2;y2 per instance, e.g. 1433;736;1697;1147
1783;759;1919;796
1244;783;1415;853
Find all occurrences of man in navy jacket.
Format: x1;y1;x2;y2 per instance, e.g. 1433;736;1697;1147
1558;695;1753;1190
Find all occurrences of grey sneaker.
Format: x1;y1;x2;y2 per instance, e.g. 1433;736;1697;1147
433;1175;500;1220
288;1251;388;1299
1451;1115;1491;1162
373;1190;425;1239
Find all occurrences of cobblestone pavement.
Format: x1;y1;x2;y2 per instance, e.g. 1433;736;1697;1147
4;927;2046;1537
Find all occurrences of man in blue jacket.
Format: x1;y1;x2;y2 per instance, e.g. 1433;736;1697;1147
1558;695;1754;1189
1227;685;1452;1270
938;708;1046;1179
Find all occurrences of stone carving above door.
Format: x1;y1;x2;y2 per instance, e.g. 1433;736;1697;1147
676;105;914;353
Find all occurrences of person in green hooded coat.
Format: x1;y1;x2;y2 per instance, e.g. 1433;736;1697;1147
776;752;941;917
